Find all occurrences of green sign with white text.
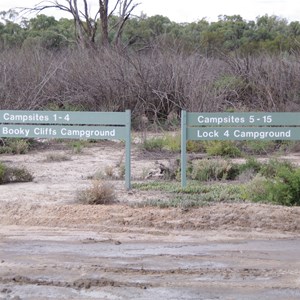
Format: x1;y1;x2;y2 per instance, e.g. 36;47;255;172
181;111;300;187
0;110;132;189
0;125;126;140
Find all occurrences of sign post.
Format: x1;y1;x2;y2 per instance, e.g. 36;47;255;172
181;111;300;187
0;109;132;189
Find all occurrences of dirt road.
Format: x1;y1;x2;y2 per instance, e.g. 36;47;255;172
1;142;300;299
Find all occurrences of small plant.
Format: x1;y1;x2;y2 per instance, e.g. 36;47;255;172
259;159;294;178
118;164;126;179
162;134;181;152
45;153;71;162
0;162;33;184
237;157;262;175
70;140;88;153
241;140;277;155
104;165;114;178
140;134;181;152
77;180;116;205
0;138;30;154
204;141;242;157
141;137;165;151
132;181;243;208
242;160;300;206
186;140;205;153
188;159;239;181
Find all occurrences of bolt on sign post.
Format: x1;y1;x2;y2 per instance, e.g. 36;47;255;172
181;111;300;188
0;110;131;190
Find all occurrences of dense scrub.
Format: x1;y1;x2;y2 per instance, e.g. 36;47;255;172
1;12;300;125
1;47;300;126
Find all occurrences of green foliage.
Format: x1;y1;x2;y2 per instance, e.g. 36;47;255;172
141;134;181;152
242;159;300;206
0;162;5;180
186;140;205;152
141;137;165;151
237;157;262;174
241;140;278;155
133;181;242;208
204;141;242;157
0;138;30;154
189;159;239;181
135;158;300;207
69;140;89;153
1;9;299;53
142;134;204;153
259;159;294;178
0;162;33;184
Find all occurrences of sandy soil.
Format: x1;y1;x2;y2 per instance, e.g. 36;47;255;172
1;140;300;299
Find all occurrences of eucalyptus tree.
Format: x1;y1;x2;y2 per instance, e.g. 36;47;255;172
26;0;139;47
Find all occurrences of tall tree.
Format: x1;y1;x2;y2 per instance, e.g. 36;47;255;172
26;0;138;47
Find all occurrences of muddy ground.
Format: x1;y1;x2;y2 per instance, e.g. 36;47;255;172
1;139;300;299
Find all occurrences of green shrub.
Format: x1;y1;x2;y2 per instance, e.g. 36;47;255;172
188;159;239;181
0;138;30;154
70;140;89;153
133;181;243;208
186;140;205;152
266;168;300;206
0;162;33;184
163;134;181;152
205;141;242;157
241;140;277;155
0;163;5;180
237;157;262;174
259;159;294;178
141;134;181;152
141;137;165;151
244;165;300;206
241;174;269;201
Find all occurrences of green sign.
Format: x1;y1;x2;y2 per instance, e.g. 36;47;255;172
0;110;132;190
0;125;126;140
181;111;300;187
187;127;299;141
187;112;300;126
0;110;127;125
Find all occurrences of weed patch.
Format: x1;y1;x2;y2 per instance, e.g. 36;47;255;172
0;162;33;184
77;180;116;205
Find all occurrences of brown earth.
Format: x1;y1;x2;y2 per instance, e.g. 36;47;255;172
1;139;300;299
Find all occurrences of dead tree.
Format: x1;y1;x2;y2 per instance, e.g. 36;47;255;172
25;0;139;47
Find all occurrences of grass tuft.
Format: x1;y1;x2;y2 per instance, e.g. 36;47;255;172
77;180;116;205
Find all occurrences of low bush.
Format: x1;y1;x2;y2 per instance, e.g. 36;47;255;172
132;181;243;208
0;138;31;154
259;158;294;178
188;158;240;181
204;141;242;157
77;180;116;205
45;153;71;162
141;137;165;151
243;159;300;206
0;162;33;184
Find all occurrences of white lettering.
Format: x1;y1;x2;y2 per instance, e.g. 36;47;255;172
197;115;245;125
234;130;291;139
197;130;219;138
60;128;116;139
33;127;57;136
2;113;49;122
2;127;30;137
